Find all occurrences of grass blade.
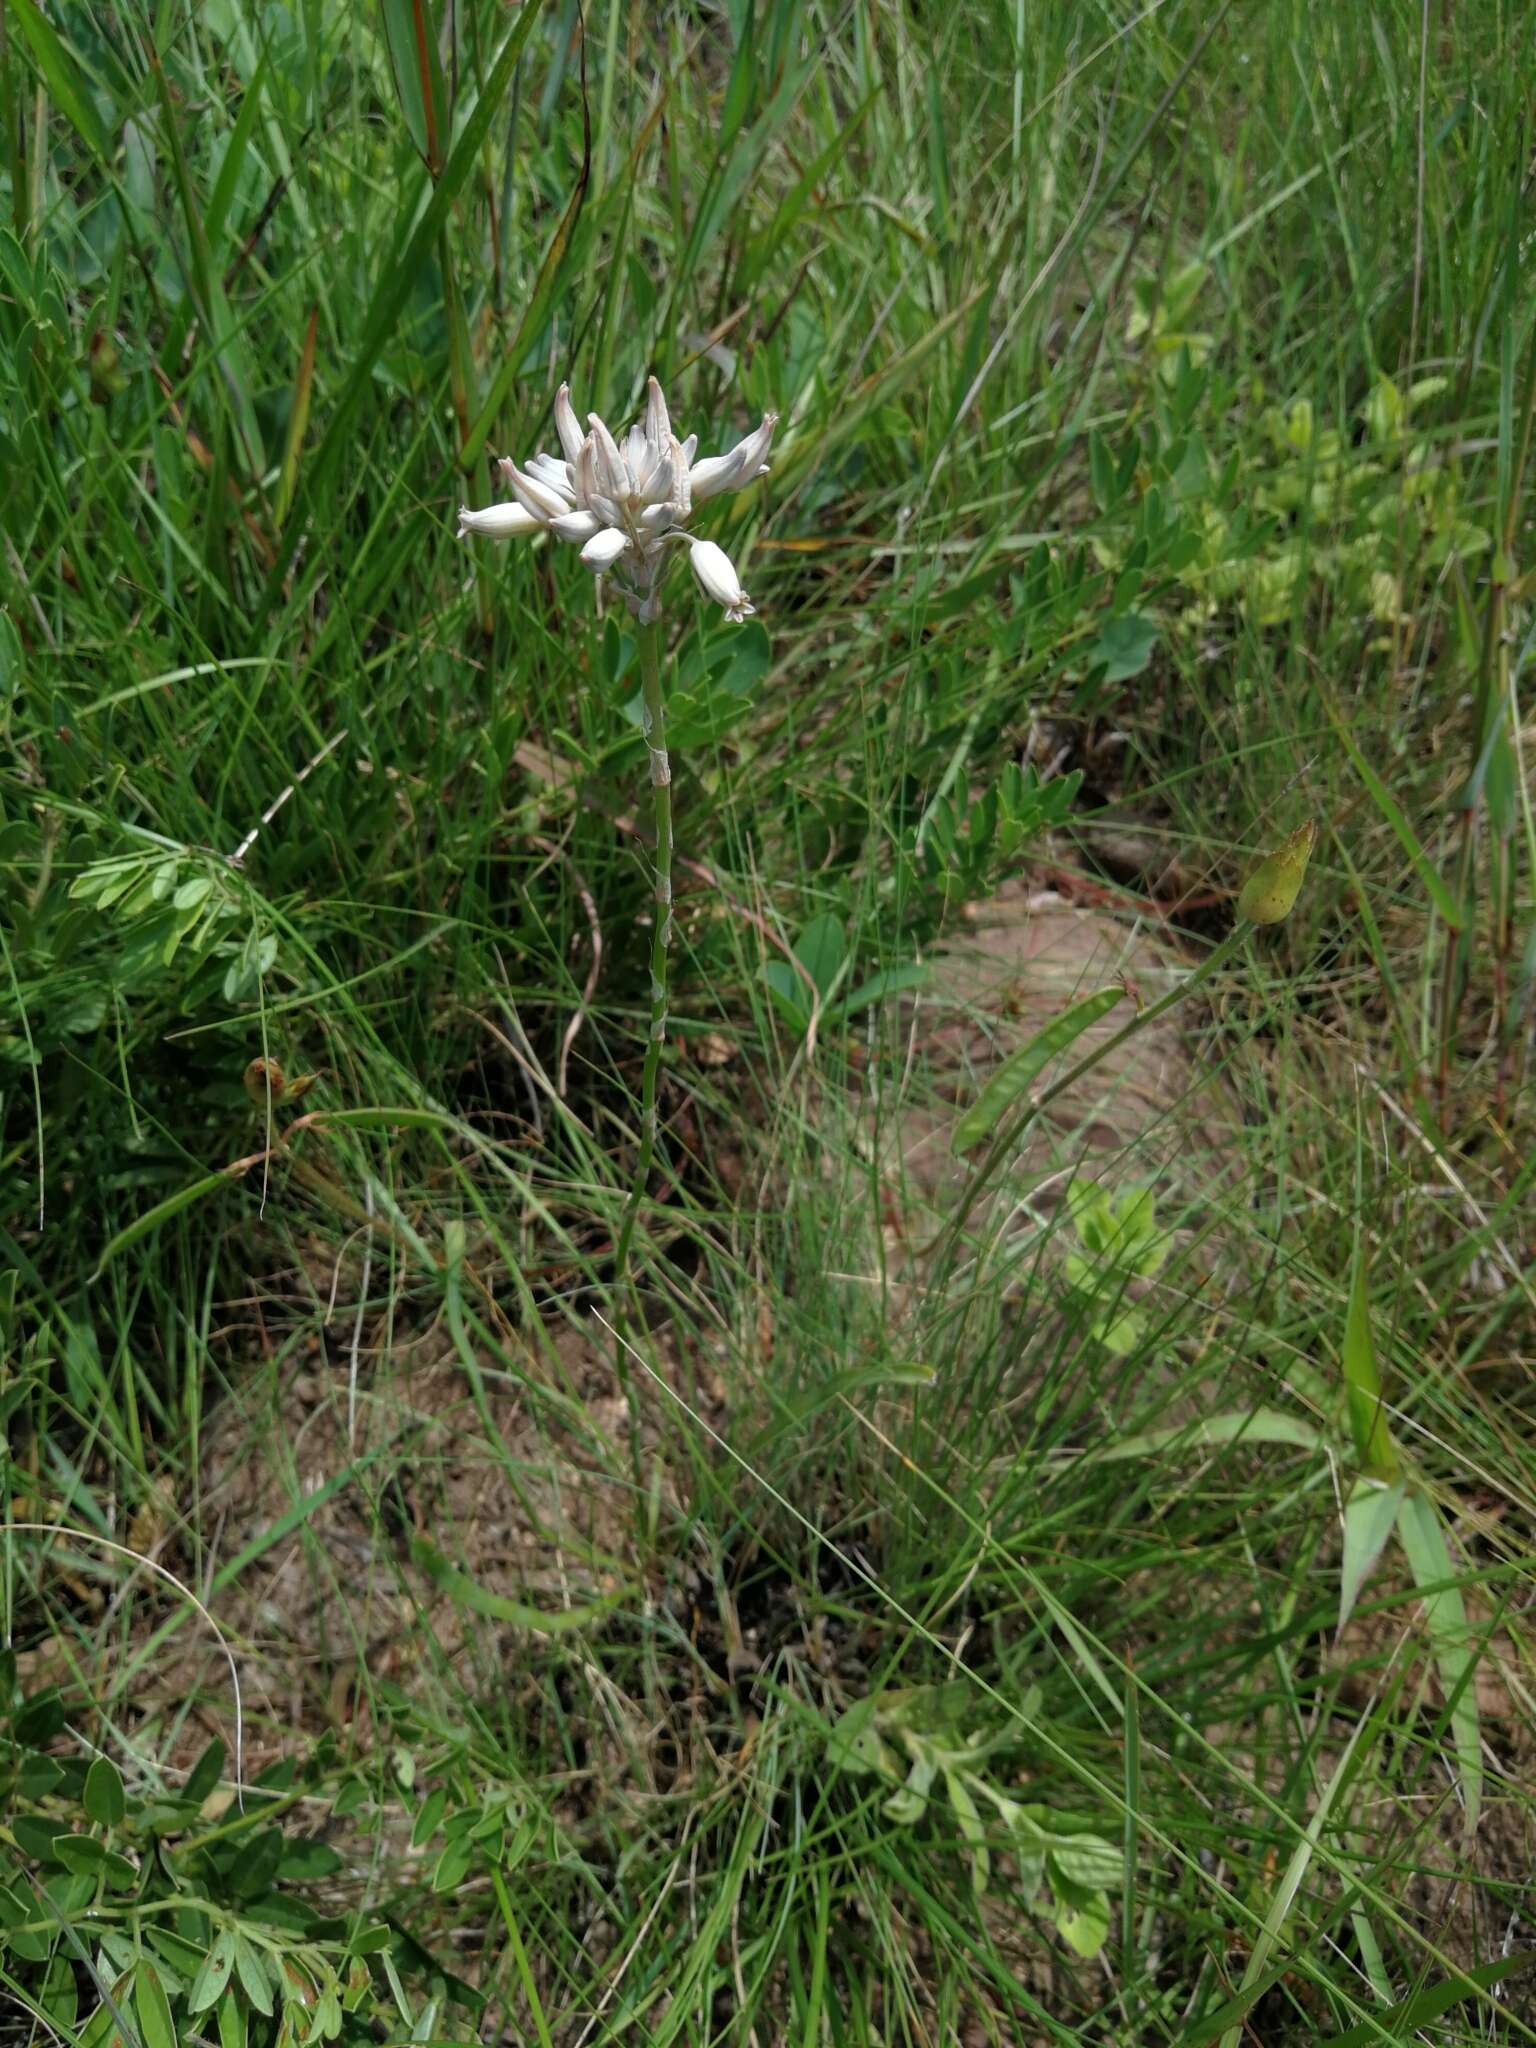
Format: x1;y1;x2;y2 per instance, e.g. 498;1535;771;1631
275;305;318;529
1318;1951;1533;2046
951;986;1124;1153
91;1172;233;1278
8;0;106;159
1216;1723;1365;2048
409;1539;628;1635
1337;1477;1405;1634
270;1;545;584
1325;700;1466;930
1341;1249;1398;1476
1395;1487;1483;1838
1093;1408;1325;1461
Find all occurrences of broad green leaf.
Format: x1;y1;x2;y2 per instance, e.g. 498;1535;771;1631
188;1933;237;2014
693;618;772;699
952;987;1125;1153
84;1756;126;1827
1338;1477;1405;1633
796;914;847;1001
432;1838;474;1892
42;1956;77;2028
412;1786;449;1849
275;1839;342;1880
52;1834;106;1874
762;960;810;1024
1066;1179;1114;1253
185;1739;225;1805
347;1924;395;1957
884;1752;936;1825
1094;1304;1146;1355
1053;1885;1111;1956
762;915;846;1026
824;1699;897;1781
232;1933;274;2015
217;1986;246;2048
1396;1489;1482;1837
76;1995;125;2048
1045;1832;1121;1891
874;1680;982;1731
135;1962;176;2048
1089;612;1160;682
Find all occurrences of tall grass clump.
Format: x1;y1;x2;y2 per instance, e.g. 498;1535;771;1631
3;1;1534;2042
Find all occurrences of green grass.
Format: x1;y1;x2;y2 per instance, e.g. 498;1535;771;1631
3;0;1536;2041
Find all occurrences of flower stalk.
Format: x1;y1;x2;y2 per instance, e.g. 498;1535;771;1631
613;618;672;1289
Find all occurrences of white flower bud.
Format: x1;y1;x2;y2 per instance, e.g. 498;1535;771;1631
687;537;753;621
551;509;602;543
458;501;544;539
581;527;631;570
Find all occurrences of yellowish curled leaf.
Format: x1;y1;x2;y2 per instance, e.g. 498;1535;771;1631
1237;819;1317;925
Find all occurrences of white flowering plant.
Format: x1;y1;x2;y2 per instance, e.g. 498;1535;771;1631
459;378;777;1283
459;377;774;624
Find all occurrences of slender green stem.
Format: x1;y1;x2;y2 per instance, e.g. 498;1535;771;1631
613;618;672;1291
934;919;1253;1274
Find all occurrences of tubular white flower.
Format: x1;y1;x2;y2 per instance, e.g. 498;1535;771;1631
499;456;568;523
457;501;544;539
587;415;630;500
637;452;674;507
624;423;651;478
553;383;585;465
580;527;631;571
525;452;576;500
551;508;602;543
686;537;753;622
688;412;778;502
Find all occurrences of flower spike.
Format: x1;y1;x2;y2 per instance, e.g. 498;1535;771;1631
459;378;778;624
